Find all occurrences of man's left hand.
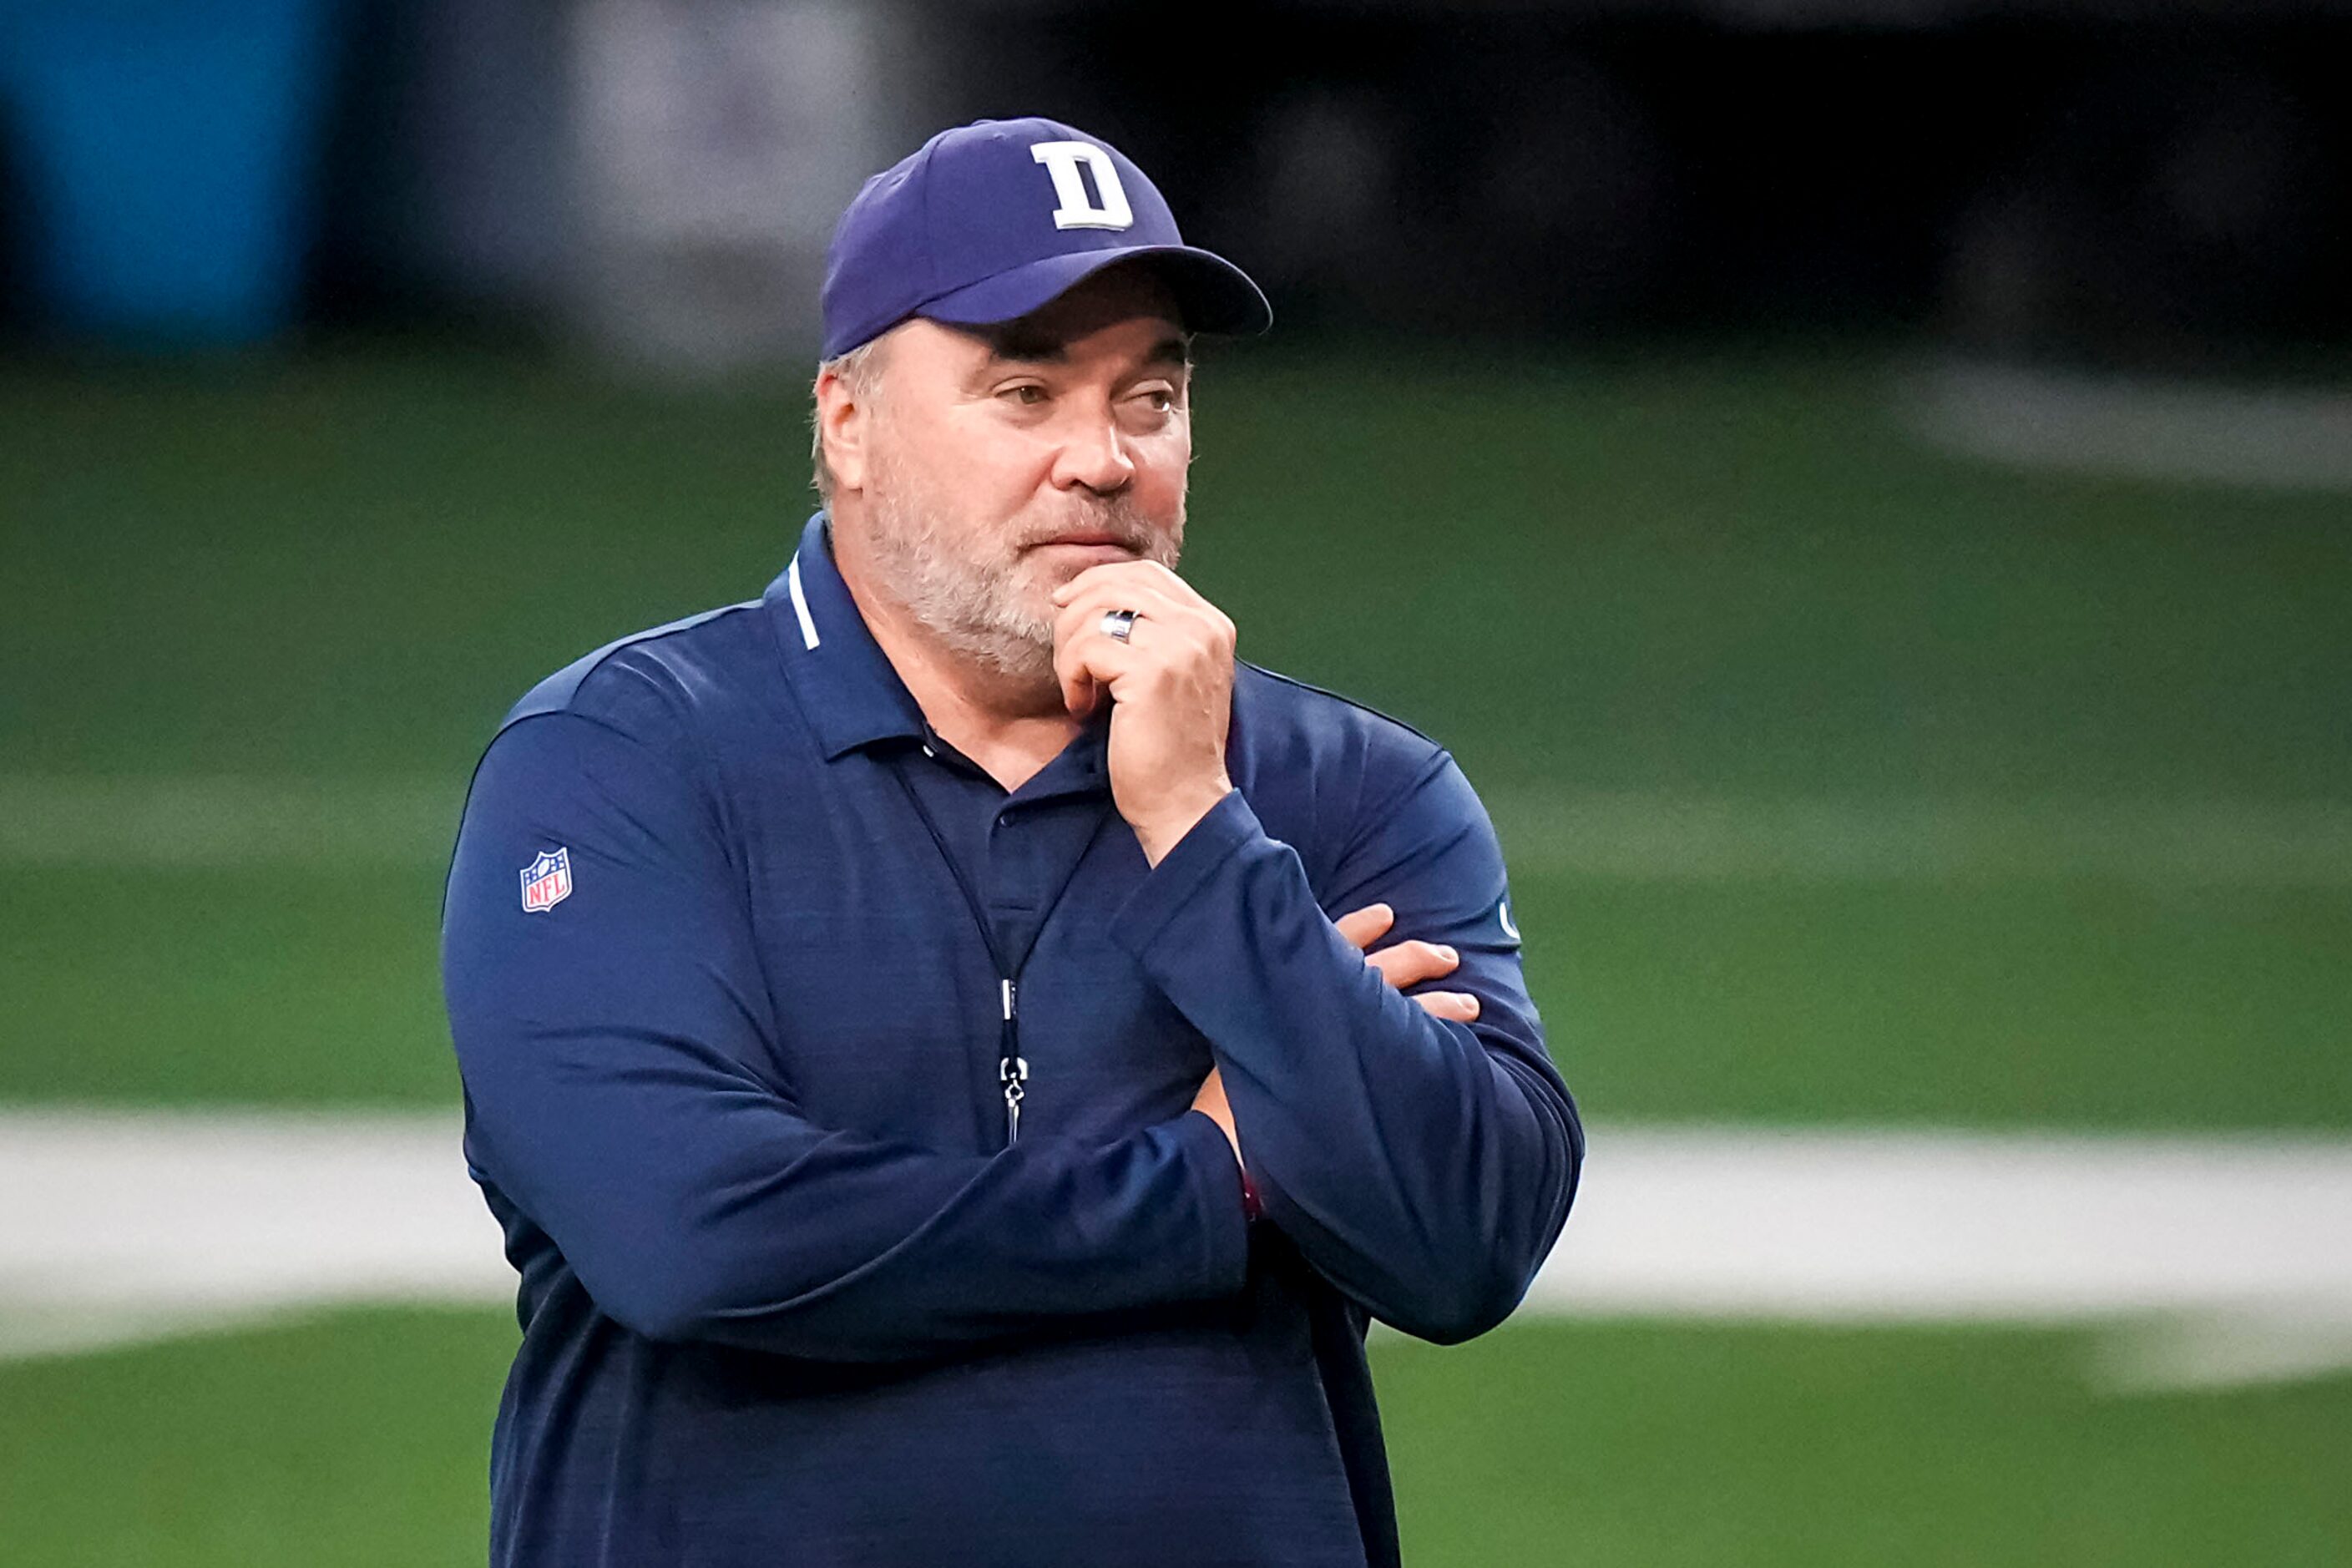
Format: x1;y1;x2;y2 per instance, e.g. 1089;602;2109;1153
1051;560;1237;867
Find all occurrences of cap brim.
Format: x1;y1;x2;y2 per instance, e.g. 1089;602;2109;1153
918;244;1272;339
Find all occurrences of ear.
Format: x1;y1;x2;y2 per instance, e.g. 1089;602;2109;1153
815;363;873;493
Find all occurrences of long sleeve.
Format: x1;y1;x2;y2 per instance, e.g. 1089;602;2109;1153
1108;754;1581;1344
442;702;1249;1362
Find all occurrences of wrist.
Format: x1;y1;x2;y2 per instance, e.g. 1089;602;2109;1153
1135;778;1234;867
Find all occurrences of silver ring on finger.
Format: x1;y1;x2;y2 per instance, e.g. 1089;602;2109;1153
1100;608;1140;644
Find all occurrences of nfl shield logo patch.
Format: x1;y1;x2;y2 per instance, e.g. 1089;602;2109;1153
519;847;573;913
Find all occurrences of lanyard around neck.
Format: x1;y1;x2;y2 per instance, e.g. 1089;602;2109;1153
882;749;1115;1146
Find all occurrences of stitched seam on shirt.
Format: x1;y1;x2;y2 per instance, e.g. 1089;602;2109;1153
1239;660;1445;750
594;658;792;1063
1235;661;1453;890
499;599;765;734
595;658;734;846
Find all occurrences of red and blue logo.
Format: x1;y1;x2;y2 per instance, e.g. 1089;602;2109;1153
519;847;573;913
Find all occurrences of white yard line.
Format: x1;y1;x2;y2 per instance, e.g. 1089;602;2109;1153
6;775;2352;887
4;1110;2349;1388
1535;1126;2352;1391
0;1111;513;1359
1903;358;2352;493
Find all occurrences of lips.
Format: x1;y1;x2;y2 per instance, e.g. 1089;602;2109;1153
1029;534;1136;553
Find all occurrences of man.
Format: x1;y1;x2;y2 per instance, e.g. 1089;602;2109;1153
443;116;1581;1568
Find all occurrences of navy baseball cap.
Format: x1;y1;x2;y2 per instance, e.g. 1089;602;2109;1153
820;117;1272;360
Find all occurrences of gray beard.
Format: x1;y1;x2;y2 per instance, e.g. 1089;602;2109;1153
861;471;1181;699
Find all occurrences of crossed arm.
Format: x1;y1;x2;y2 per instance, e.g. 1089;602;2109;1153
1050;559;1579;1341
446;700;1576;1361
1193;900;1477;1147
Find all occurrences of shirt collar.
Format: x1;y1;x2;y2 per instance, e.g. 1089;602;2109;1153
766;512;928;760
765;513;1111;795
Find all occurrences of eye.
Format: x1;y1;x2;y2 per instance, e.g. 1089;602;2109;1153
1000;383;1048;407
1130;385;1179;412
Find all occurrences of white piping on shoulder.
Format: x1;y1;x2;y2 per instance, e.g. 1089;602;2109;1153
786;553;821;650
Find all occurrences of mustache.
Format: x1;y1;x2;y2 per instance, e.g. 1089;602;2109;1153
1014;500;1172;556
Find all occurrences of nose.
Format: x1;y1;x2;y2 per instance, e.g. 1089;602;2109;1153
1050;405;1136;495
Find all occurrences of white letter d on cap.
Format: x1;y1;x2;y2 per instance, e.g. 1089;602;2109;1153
1029;141;1134;231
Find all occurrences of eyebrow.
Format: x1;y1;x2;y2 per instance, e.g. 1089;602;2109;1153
982;328;1194;372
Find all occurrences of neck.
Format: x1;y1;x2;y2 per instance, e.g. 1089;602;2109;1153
828;518;1080;791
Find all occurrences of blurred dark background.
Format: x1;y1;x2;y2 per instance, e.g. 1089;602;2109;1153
3;0;2348;372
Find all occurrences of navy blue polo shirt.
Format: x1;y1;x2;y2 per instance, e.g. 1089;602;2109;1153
442;513;1581;1568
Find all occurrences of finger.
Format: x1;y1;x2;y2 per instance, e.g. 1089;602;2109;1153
1051;571;1231;661
1365;940;1459;989
1050;577;1202;659
1055;629;1095;717
1050;563;1187;624
1055;620;1146;717
1050;584;1210;718
1367;940;1459;988
1333;903;1394;950
1411;990;1481;1023
1050;557;1196;609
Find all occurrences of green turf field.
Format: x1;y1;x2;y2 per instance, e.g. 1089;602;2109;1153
4;346;2347;1125
3;342;2347;1561
1;1309;2343;1567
